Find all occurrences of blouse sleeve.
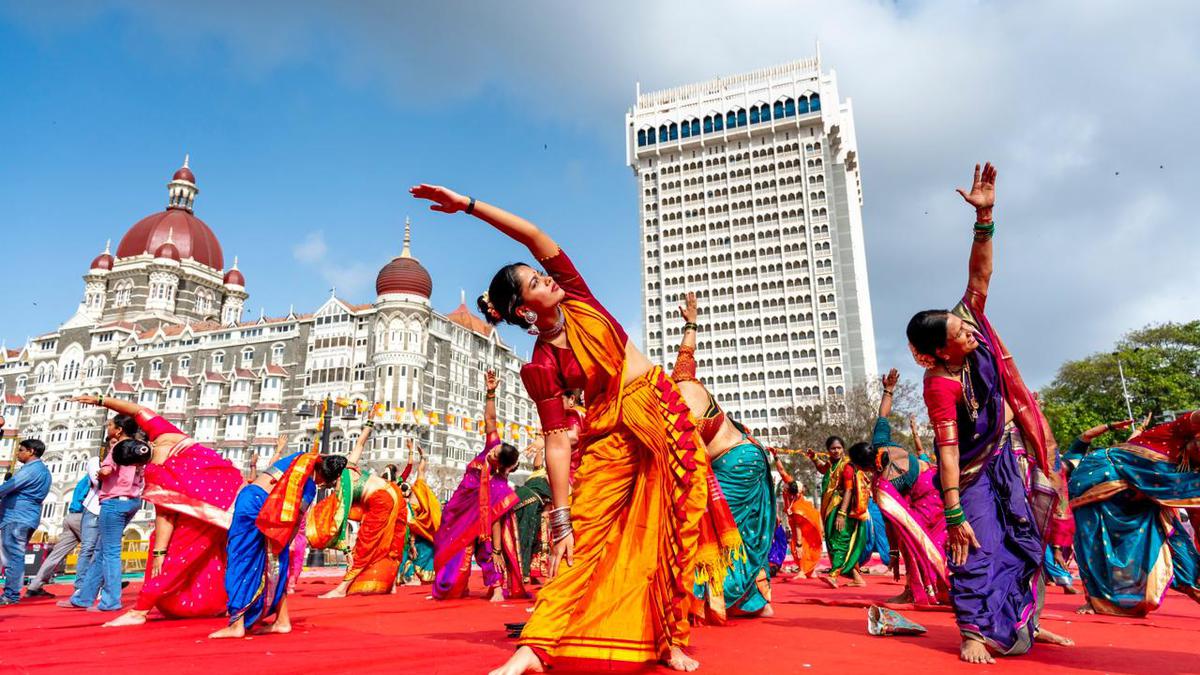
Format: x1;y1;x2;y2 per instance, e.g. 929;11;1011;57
923;377;963;447
871;416;893;449
521;361;568;433
134;409;183;441
539;248;593;301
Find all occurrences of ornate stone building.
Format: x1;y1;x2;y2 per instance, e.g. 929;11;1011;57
0;159;536;539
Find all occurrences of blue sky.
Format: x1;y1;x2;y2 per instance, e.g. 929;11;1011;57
2;2;1197;387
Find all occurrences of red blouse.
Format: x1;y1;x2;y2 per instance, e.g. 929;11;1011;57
520;248;627;432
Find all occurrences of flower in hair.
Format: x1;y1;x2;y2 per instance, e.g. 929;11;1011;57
908;342;937;370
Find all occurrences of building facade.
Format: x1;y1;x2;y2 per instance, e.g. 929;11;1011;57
626;57;878;444
0;159;536;539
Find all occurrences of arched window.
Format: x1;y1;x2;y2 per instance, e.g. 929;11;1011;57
798;96;810;114
659;125;668;143
810;94;821;111
726;111;736;128
113;279;134;308
784;98;796;117
241;348;254;367
774;101;784;118
690;119;700;136
714;115;724;131
749;107;760;124
637;129;647;146
736;109;747;127
703;116;713;134
669;123;678;141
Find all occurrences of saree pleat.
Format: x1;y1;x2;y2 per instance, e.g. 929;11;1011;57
787;499;824;576
821;458;868;576
1069;445;1200;615
711;441;774;613
874;476;950;605
518;367;708;665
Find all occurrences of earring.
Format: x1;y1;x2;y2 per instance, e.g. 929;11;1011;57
520;308;539;326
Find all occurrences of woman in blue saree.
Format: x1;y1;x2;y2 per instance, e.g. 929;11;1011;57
209;444;341;639
907;163;1070;664
1069;411;1200;616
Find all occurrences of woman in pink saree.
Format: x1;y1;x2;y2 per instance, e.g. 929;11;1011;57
848;369;950;606
70;395;246;627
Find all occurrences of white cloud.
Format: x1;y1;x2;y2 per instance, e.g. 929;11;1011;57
291;230;373;297
292;231;327;264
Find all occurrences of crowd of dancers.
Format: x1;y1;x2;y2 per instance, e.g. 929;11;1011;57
2;162;1198;671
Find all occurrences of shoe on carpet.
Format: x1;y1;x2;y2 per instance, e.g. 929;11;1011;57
56;600;88;609
0;597;19;606
24;588;54;598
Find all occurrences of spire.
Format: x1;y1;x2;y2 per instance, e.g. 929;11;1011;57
401;217;412;258
103;239;111;254
183;153;190;169
460;288;466;305
232;255;239;269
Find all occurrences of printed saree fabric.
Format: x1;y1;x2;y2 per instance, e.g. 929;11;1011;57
136;435;244;617
1069;442;1200;616
343;482;408;595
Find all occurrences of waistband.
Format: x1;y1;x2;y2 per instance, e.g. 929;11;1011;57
102;496;141;502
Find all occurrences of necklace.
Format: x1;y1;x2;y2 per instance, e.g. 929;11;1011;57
534;307;566;339
952;359;980;421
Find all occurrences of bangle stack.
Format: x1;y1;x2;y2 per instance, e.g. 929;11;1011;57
944;504;966;526
973;221;995;242
549;506;573;543
465;196;476;215
682;322;699;333
153;549;167;557
882;389;894;396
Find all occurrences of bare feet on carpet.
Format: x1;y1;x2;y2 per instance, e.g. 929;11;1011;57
1035;628;1074;646
821;575;838;589
487;645;545;675
758;603;775;618
1075;602;1096;614
885;588;914;604
960;638;994;664
208;623;245;639
262;619;292;635
488;587;506;603
405;578;421;586
666;647;700;672
103;609;148;627
319;585;348;599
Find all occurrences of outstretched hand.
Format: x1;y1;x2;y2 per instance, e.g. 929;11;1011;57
679;292;698;324
485;369;498;393
956;162;996;213
410;184;469;213
881;368;899;391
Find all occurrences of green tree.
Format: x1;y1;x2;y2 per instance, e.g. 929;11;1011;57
1040;321;1200;447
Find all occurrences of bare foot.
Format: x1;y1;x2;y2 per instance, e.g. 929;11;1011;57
665;647;700;672
318;587;347;599
821;575;839;589
103;610;148;627
405;577;421;586
1035;628;1074;646
960;638;994;664
208;623;245;640
846;573;867;588
1062;584;1082;595
262;620;292;635
487;645;545;675
488;587;506;603
885;588;914;604
1075;602;1095;615
758;603;775;618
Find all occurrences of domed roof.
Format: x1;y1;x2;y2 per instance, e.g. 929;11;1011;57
375;218;431;298
172;166;195;183
154;240;181;262
90;251;113;269
376;256;431;298
117;209;224;270
224;258;245;287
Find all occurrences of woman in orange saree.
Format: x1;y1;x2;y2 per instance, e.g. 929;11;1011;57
411;184;708;674
773;454;824;579
309;420;410;597
400;440;441;584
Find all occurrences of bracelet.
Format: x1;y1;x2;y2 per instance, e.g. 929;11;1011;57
364;420;375;428
973;221;995;233
465;196;476;215
944;504;966;526
882;389;894;396
152;549;167;556
549;506;573;542
682;322;699;333
942;486;960;494
486;392;496;400
97;395;104;406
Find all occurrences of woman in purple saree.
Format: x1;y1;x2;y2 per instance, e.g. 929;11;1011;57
906;163;1071;664
432;369;528;601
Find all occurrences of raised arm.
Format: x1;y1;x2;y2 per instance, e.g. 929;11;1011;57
909;416;928;459
70;394;186;450
348;424;373;467
678;292;699;353
410;185;559;260
956;163;996;302
484;370;499;439
878;368;898;420
268;433;289;467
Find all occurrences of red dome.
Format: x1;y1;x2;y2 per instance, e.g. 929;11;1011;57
154;241;181;262
90;252;114;270
375;256;432;298
117;209;224;270
172;166;196;183
224;267;245;286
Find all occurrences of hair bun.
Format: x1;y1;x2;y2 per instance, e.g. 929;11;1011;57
476;293;503;326
112;439;152;466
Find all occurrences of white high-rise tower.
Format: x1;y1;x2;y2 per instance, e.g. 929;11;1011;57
626;56;877;443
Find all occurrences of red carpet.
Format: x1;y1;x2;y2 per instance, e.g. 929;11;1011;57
3;570;1198;674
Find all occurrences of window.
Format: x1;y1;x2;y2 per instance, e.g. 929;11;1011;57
704;116;713;134
150;359;163;379
637;129;647;147
113;280;134;308
179;355;191;374
774;101;784;118
241;348;254;367
272;344;285;364
123;363;135;380
690;119;700;136
212;352;225;368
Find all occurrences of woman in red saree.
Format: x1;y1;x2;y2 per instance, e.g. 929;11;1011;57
310;420;410;597
68;395;245;628
412;184;708;674
773;454;824;579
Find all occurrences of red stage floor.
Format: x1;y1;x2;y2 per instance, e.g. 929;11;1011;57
3;568;1198;674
